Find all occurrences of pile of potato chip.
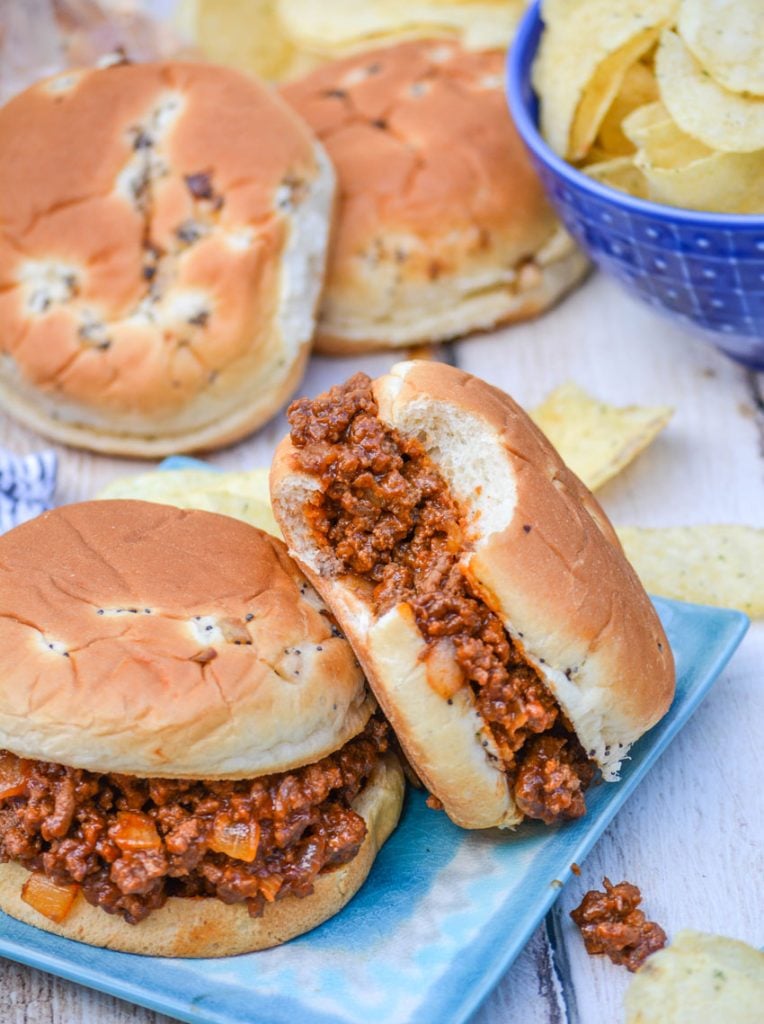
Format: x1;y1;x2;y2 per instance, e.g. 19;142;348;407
533;0;764;213
175;0;529;82
96;383;763;619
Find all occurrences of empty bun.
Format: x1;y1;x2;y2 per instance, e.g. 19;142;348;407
271;361;675;829
0;754;404;956
282;40;587;353
0;62;335;455
0;500;374;777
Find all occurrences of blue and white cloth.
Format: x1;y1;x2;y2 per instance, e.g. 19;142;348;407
0;449;58;533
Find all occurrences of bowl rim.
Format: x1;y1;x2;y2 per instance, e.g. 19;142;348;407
506;0;764;230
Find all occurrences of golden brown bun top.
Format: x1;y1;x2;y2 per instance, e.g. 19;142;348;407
0;500;373;778
282;39;558;283
0;61;318;420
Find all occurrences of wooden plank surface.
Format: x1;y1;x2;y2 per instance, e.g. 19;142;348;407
1;273;762;1023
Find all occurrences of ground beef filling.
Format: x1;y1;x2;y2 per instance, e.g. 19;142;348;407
570;878;667;971
288;373;594;824
0;718;387;925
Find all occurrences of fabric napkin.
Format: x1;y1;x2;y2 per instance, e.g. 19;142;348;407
0;449;58;534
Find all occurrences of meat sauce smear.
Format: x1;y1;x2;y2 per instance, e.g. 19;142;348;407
0;718;387;924
288;373;594;824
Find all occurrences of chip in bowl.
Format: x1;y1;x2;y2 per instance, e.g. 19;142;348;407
655;28;764;154
595;60;660;157
532;0;676;159
677;0;764;98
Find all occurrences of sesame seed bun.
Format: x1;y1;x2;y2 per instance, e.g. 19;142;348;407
270;361;675;829
281;40;587;353
0;61;335;455
0;500;374;777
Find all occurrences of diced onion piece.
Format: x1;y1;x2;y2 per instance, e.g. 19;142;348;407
21;873;79;923
259;874;282;902
208;815;260;863
0;752;29;801
425;639;464;700
109;811;162;852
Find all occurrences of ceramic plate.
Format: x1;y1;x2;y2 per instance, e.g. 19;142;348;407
0;461;749;1023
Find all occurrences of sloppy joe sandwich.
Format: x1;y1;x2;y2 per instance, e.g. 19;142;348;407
0;61;335;456
270;362;675;830
281;39;587;353
0;501;403;956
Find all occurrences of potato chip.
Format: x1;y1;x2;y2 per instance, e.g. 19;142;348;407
583;156;649;199
276;0;527;55
615;526;764;616
533;0;677;159
596;61;660;156
531;383;673;492
96;469;281;538
177;0;296;80
569;30;660;160
678;0;764;98
625;930;764;1023
656;29;764;153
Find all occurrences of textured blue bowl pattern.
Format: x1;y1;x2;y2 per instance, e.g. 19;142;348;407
507;3;764;369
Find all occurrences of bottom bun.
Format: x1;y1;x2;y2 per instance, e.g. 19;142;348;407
0;754;404;958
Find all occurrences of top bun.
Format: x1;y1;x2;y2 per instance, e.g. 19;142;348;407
0;61;335;456
271;361;675;828
282;40;587;353
0;500;373;778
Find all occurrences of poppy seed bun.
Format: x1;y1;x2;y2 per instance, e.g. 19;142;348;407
0;62;335;456
0;754;404;957
281;40;587;353
270;361;675;829
0;500;375;778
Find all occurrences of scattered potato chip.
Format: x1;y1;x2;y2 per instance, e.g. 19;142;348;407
583;156;648;199
678;0;764;98
176;0;296;80
597;61;660;156
531;383;673;492
656;29;764;154
533;0;677;159
276;0;528;56
625;930;764;1023
96;469;281;538
615;526;764;616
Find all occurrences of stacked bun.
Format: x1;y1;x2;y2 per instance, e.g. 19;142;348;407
0;501;403;955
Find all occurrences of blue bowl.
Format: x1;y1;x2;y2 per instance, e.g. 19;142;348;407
507;1;764;370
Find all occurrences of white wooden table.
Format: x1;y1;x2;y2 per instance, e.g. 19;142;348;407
2;272;762;1024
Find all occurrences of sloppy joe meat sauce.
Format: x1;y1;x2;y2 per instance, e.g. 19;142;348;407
570;877;667;971
0;717;387;925
288;374;594;824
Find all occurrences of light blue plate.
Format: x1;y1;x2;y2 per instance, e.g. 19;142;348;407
0;457;749;1024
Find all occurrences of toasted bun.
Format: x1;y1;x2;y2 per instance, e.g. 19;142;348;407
0;754;404;957
0;500;374;777
0;62;335;455
281;40;587;353
271;361;675;829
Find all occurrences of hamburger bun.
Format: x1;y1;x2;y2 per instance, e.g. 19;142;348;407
0;500;374;777
0;499;403;955
281;40;588;353
0;754;403;957
0;61;335;456
270;361;675;829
